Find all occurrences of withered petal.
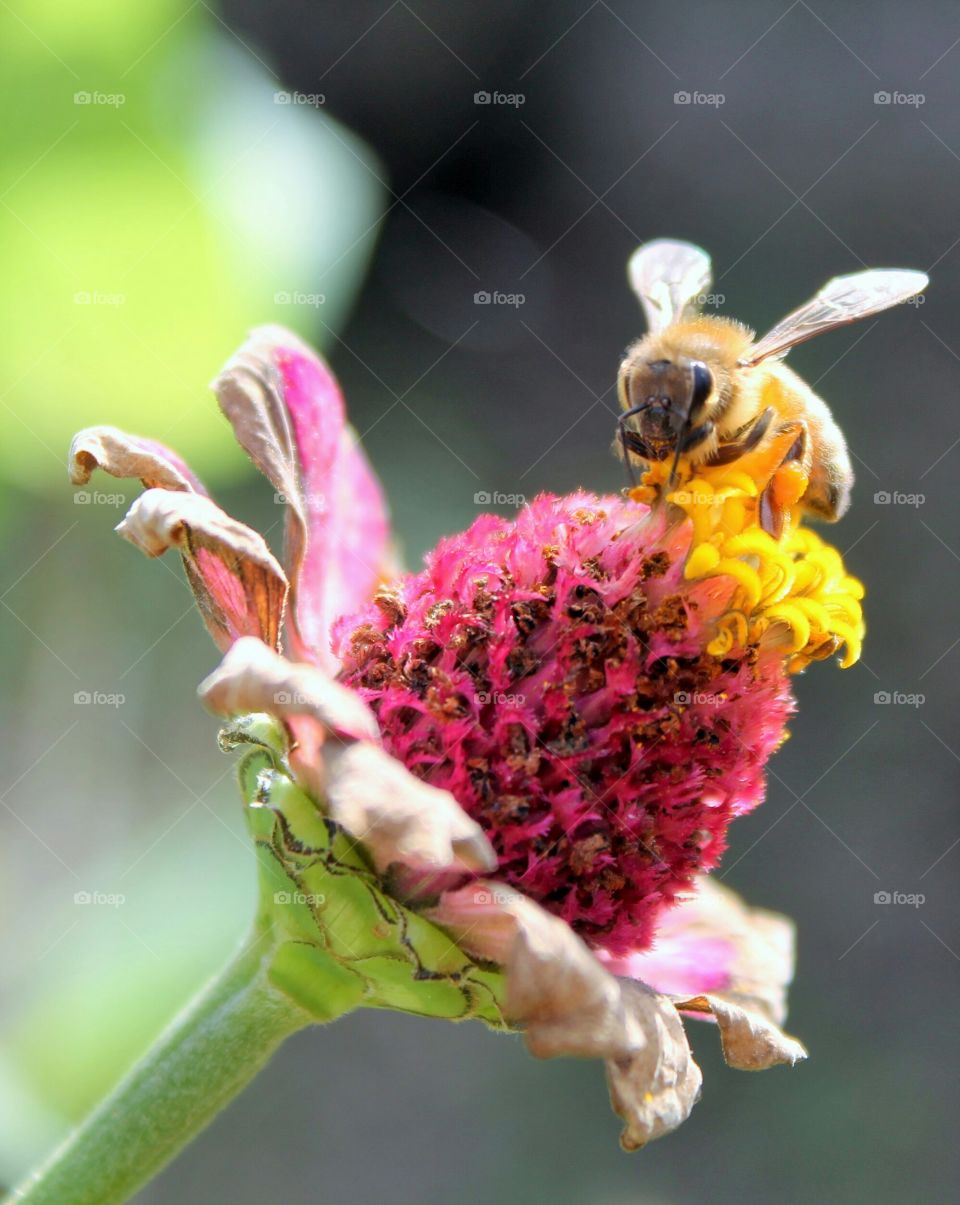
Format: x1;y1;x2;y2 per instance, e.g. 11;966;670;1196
69;425;205;494
672;993;808;1071
117;490;287;652
198;635;379;743
426;881;702;1148
323;741;498;876
198;638;495;876
607;981;703;1150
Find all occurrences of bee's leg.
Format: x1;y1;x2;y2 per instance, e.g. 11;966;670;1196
707;407;774;466
801;439;853;522
802;477;851;522
617;407;652;485
759;424;807;539
666;420;714;487
679;420;714;452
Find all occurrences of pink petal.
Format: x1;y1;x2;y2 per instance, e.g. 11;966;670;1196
213;326;392;671
116;490;287;652
71;428;288;651
596;876;797;1021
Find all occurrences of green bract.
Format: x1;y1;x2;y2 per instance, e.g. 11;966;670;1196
225;714;508;1029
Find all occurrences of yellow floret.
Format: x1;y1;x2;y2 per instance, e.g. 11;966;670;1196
629;439;865;673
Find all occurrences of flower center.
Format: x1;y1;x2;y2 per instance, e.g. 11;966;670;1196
336;494;794;957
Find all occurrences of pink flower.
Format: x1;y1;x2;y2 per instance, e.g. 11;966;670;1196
71;325;816;1150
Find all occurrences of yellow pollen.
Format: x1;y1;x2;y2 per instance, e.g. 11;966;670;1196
629;433;865;672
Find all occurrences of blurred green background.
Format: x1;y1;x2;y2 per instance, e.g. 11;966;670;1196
1;2;958;1202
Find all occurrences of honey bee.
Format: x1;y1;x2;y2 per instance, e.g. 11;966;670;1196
617;239;927;534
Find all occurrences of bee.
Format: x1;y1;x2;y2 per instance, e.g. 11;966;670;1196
617;239;928;535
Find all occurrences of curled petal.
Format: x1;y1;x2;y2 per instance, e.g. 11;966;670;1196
198;635;379;743
323;742;498;876
427;882;702;1148
69;425;206;494
671;993;807;1071
117;490;287;652
198;638;495;876
213;326;392;671
606;982;704;1150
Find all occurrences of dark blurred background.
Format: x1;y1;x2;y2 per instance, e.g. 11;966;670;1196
1;2;958;1202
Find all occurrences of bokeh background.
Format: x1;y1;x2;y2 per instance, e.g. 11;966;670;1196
1;2;958;1202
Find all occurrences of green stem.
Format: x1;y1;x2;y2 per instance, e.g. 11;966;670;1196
9;932;312;1205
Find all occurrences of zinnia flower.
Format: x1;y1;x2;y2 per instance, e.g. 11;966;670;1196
69;324;863;1149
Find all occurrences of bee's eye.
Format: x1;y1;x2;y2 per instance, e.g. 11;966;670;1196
689;361;713;415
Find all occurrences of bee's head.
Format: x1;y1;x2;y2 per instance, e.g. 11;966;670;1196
618;355;715;459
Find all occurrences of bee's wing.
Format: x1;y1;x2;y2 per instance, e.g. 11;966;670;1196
628;239;712;333
739;268;928;366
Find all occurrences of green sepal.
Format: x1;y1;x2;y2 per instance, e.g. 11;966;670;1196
267;943;367;1022
236;732;508;1029
218;712;288;760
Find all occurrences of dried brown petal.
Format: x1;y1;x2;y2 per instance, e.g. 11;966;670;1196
117;490;287;652
427;881;702;1148
672;994;807;1071
323;741;498;875
69;425;203;493
607;981;703;1150
197;634;378;743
